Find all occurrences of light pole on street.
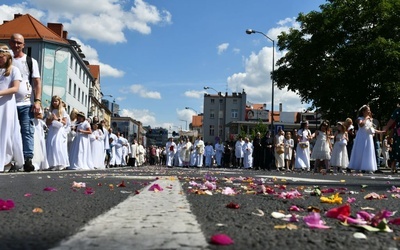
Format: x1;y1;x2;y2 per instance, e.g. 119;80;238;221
246;29;275;135
185;106;199;114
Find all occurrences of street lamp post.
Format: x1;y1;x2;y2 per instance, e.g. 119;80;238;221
246;29;275;135
204;86;222;141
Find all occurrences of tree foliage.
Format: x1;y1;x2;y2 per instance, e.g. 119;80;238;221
274;0;400;124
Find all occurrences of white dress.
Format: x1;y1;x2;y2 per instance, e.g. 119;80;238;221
311;130;331;160
330;132;349;168
243;142;253;168
348;117;377;172
32;118;49;170
295;129;311;170
46;109;70;169
275;134;285;168
0;67;24;171
68;120;93;170
90;129;105;169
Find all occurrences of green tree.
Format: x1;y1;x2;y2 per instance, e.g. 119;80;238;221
274;0;400;124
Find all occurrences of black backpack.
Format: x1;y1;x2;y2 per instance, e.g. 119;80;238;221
26;55;33;86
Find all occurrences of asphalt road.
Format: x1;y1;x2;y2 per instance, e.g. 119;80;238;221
0;166;399;250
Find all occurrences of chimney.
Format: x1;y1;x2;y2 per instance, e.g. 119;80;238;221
279;103;283;112
263;103;267;110
62;31;68;39
14;14;23;19
47;23;64;38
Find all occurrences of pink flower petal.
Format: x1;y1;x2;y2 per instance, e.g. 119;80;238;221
210;234;234;245
24;193;32;197
303;212;330;229
222;187;236;195
148;184;163;191
0;199;14;210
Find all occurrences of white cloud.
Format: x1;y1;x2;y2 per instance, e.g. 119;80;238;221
129;84;161;99
3;0;172;44
120;108;157;126
228;18;309;112
184;90;204;99
217;43;229;55
233;48;240;54
71;37;124;78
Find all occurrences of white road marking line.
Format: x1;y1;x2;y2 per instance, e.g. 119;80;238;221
255;175;341;183
52;177;209;250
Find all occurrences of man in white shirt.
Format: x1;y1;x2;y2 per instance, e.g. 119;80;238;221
9;33;42;172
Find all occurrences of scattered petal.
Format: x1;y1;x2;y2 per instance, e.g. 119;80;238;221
32;207;43;213
353;232;367;239
84;187;95;195
326;204;351;219
320;193;342;204
271;212;287;219
148;184;163;192
210;234;234;245
72;181;86;188
226;202;240;209
347;197;356;203
24;193;32;197
307;206;321;213
286;223;298;230
0;199;15;210
303;212;330;229
117;181;126;188
43;187;57;192
204;190;213;195
252;209;265;217
120;191;132;194
221;187;236;195
274;224;287;229
289;205;302;212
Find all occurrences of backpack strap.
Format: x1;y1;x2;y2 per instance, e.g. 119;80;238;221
26;55;33;88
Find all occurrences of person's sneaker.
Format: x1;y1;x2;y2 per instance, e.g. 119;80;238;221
23;158;35;172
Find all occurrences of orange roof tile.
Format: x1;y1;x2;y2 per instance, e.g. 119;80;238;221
192;116;203;127
88;65;100;79
0;14;68;44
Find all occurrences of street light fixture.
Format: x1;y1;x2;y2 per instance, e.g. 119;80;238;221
245;29;275;135
204;86;222;141
185;106;199;114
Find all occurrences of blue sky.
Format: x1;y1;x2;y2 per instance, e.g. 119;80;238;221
0;0;326;130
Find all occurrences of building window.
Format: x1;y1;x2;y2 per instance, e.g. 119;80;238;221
231;109;238;118
233;99;237;104
68;79;72;94
210;109;215;119
209;125;215;136
78;87;81;101
73;83;76;98
211;99;215;104
70;56;73;68
75;61;78;74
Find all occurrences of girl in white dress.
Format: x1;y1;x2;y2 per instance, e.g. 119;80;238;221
275;129;285;170
0;46;24;172
295;121;312;171
330;122;349;173
284;131;294;171
46;95;69;170
348;105;383;173
311;121;332;173
68;112;93;170
32;110;49;170
90;123;105;169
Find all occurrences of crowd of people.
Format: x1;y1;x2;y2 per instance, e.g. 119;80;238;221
151;104;400;175
1;34;400;174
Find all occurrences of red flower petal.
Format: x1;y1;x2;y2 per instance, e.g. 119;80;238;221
148;184;163;191
43;187;57;192
117;181;126;188
325;204;351;219
210;234;234;245
226;202;240;209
